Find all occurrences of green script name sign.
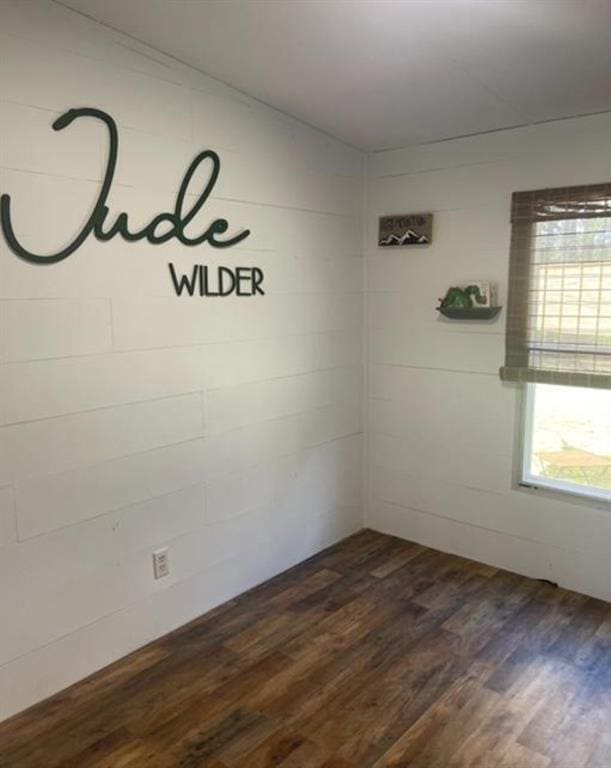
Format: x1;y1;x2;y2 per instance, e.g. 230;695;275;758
0;107;263;297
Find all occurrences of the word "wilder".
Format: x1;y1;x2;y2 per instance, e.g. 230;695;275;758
169;264;265;297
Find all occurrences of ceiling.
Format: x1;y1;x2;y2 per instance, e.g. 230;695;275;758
61;0;611;151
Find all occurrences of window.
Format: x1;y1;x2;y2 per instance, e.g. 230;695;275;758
501;183;611;387
501;183;611;503
522;383;611;502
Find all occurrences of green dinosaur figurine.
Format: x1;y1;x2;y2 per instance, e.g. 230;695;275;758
438;284;486;310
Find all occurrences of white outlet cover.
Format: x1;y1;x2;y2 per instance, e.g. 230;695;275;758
152;548;169;580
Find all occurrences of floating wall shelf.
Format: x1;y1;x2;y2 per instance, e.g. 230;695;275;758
437;306;502;320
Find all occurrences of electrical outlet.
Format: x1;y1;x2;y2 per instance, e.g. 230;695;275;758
152;548;169;580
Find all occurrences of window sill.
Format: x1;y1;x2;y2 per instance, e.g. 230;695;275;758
520;475;611;507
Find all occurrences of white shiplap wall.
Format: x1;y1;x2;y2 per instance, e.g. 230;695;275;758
365;112;611;603
0;0;364;720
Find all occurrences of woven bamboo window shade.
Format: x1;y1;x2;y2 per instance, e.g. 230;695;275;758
500;182;611;389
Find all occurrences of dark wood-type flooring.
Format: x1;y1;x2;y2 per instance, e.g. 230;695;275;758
1;529;610;768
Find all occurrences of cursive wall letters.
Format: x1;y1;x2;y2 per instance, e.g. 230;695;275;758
0;107;251;265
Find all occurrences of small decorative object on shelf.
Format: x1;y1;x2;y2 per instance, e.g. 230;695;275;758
437;282;501;320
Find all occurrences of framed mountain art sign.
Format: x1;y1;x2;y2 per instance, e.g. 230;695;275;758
378;213;433;247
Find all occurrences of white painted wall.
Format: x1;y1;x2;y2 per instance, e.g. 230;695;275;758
365;112;611;604
0;0;364;720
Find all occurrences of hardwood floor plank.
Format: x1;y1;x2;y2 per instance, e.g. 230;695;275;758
164;708;276;768
274;738;330;768
519;670;607;768
232;729;307;768
586;700;611;768
369;675;494;767
369;542;425;578
448;656;567;767
497;742;551;768
58;727;136;768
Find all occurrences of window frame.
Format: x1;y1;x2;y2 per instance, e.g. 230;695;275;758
520;382;611;505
